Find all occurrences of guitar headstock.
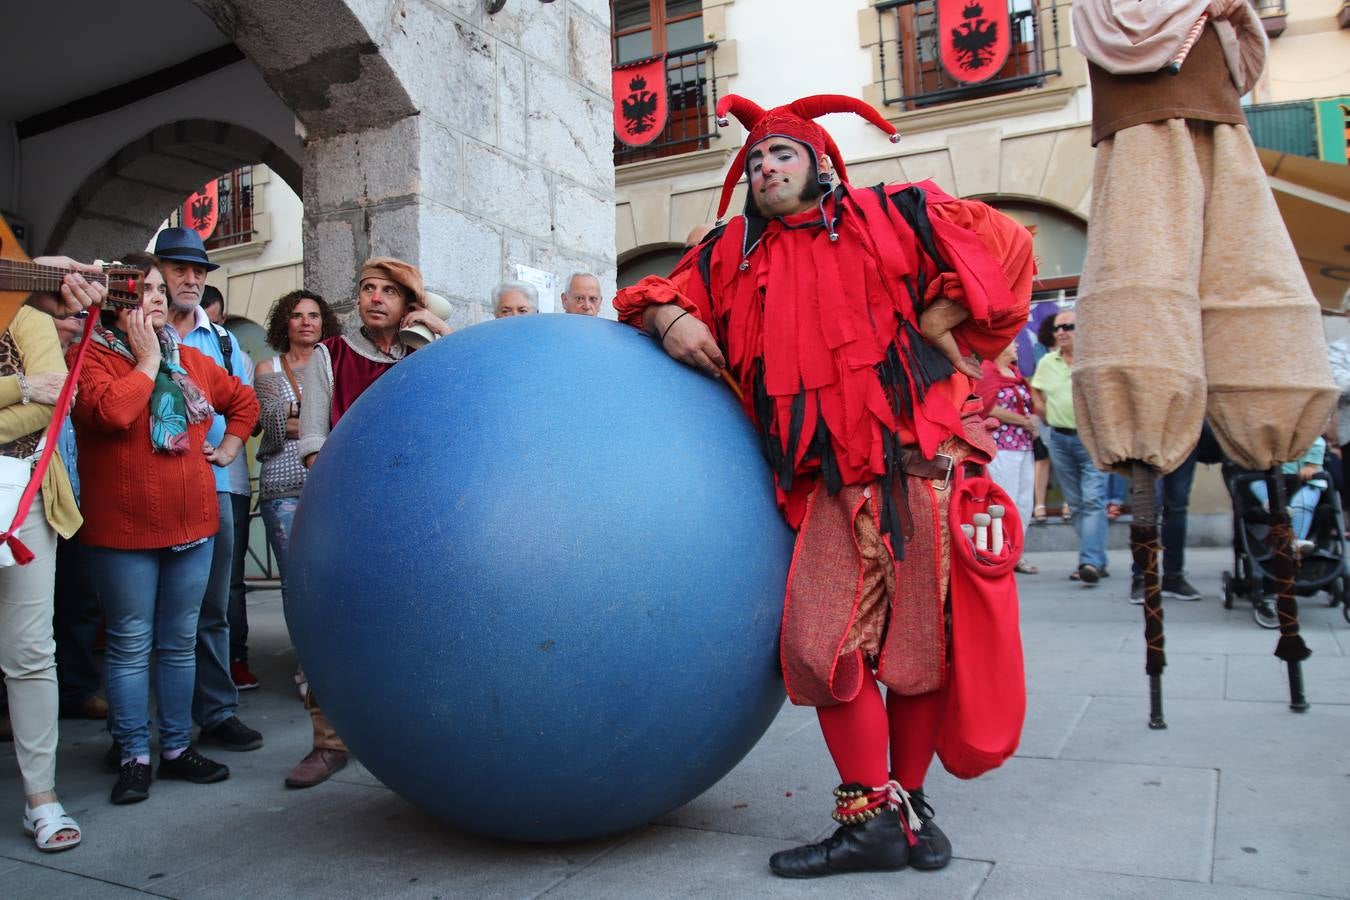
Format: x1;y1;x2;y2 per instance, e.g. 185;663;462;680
102;264;144;309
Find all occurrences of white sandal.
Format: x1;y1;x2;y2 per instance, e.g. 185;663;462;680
23;801;82;853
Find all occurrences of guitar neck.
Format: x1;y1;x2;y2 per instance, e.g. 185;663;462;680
0;260;109;294
0;259;140;309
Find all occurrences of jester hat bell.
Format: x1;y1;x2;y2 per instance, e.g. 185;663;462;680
714;93;901;220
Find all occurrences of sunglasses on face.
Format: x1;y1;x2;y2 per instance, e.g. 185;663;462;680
1054;323;1075;332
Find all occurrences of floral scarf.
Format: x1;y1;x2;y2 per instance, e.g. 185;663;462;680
92;323;214;453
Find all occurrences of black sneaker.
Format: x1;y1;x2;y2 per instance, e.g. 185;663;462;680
1130;575;1145;605
1161;574;1202;601
199;715;263;751
111;761;151;805
158;746;229;783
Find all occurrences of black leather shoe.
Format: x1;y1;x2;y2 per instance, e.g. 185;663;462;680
906;788;953;870
769;808;909;878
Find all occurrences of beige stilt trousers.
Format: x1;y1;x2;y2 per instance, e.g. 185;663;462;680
1073;118;1335;474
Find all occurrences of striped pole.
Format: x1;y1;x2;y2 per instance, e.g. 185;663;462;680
1167;14;1209;75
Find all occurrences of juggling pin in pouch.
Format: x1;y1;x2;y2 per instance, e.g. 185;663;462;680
973;513;990;552
961;524;975;545
988;504;1005;556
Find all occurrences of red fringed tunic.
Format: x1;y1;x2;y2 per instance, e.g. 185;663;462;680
614;181;1034;705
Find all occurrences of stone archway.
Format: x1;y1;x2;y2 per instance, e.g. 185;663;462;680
47;118;300;259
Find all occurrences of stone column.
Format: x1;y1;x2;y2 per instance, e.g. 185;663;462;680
298;0;616;323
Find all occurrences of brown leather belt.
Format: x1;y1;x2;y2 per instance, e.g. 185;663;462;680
900;450;955;489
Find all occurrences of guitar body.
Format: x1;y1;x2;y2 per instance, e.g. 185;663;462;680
0;212;32;335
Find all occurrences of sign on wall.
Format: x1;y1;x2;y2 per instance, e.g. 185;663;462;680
612;56;669;148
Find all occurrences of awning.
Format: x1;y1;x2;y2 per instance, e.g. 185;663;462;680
1257;148;1350;313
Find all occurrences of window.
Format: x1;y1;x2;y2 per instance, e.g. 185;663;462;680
613;0;703;64
875;0;1064;111
612;1;720;165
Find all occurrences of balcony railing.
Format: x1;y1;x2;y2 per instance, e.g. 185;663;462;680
874;0;1064;111
614;41;721;166
1255;0;1287;37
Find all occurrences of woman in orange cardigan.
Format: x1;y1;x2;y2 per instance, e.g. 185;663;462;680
69;259;257;806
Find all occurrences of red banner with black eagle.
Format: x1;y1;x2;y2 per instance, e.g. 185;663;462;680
182;180;219;240
612;55;668;147
938;0;1012;85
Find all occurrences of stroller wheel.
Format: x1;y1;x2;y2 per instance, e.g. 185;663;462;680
1222;572;1236;610
1253;598;1280;630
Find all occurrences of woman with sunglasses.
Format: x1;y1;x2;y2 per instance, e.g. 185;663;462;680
1030;309;1111;585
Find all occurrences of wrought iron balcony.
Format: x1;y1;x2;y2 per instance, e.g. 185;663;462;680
614;41;722;167
1255;0;1288;37
873;0;1064;111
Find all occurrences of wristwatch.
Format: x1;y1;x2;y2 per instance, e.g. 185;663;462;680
16;372;30;405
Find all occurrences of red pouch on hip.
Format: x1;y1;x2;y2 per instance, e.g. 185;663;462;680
937;474;1026;779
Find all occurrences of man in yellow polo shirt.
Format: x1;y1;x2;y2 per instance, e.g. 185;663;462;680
1030;308;1110;584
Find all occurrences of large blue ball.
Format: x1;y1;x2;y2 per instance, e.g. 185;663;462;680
287;315;792;842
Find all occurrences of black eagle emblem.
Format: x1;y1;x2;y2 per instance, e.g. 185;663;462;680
950;2;1000;71
621;75;660;136
189;193;215;233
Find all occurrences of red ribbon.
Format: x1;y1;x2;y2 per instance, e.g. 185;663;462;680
0;310;99;564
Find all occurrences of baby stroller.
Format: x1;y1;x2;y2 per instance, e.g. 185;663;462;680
1221;463;1350;628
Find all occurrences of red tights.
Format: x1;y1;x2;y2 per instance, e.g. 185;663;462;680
815;678;942;791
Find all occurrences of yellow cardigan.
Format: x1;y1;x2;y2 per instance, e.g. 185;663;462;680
0;307;82;539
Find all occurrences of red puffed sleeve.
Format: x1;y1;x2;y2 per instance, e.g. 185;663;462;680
613;247;716;335
921;194;1035;361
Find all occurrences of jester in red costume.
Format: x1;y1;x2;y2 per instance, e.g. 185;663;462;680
613;93;1036;878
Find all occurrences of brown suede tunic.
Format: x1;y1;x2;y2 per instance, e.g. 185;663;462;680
1087;26;1246;146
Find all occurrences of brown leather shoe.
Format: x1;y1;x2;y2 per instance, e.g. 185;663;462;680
61;695;109;720
285;748;348;789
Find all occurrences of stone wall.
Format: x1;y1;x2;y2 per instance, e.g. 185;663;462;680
281;0;617;323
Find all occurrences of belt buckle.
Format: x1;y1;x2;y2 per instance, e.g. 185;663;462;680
934;453;954;491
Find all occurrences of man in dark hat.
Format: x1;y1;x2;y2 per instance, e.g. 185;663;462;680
615;93;1035;879
153;227;265;754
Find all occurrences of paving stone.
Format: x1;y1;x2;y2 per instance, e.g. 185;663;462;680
541;826;993;899
1224;652;1350;704
1060;695;1350;775
151;784;620;900
1121;617;1346;657
1213;770;1350;898
654;717;838;843
979;862;1323;899
924;756;1217;882
0;861;153;898
1015;693;1090;760
1025;647;1226;700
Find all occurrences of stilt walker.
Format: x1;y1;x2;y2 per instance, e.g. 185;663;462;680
1071;0;1336;723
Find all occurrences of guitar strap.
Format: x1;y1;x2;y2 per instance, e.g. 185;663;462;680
0;310;97;565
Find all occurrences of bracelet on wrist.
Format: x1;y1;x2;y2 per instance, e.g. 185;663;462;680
16;372;30;405
660;309;691;343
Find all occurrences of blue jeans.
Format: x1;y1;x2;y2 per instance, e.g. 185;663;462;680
227;492;252;662
260;496;298;600
86;540;214;758
1248;479;1325;541
1106;473;1127;507
1129;447;1199;578
1047;429;1109;569
193;493;238;730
